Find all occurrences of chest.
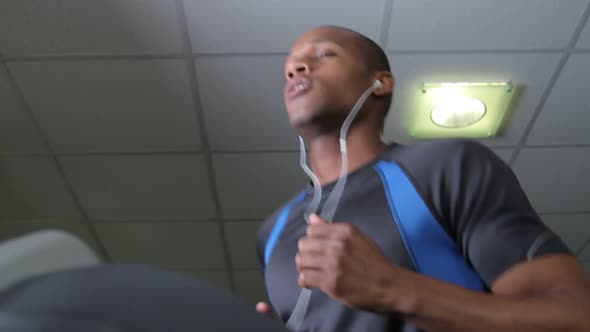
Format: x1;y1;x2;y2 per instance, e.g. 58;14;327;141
264;177;415;321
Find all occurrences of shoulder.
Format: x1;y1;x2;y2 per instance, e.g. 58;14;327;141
379;139;512;237
383;139;509;187
386;138;502;167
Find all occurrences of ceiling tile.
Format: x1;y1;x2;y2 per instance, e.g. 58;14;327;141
527;54;590;145
0;157;80;221
213;153;307;220
540;214;590;253
0;63;46;153
491;148;513;164
196;56;298;151
8;60;201;153
184;0;386;54
95;222;225;269
512;148;590;213
580;244;590;261
577;16;590;48
59;155;215;221
581;260;590;275
233;270;267;305
383;53;562;146
225;221;263;269
387;0;588;51
176;269;231;291
0;0;181;55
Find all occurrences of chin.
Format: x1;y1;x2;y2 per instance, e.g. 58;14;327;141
288;112;313;132
287;101;312;120
289;113;343;141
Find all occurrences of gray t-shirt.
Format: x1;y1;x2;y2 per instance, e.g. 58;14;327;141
257;139;570;332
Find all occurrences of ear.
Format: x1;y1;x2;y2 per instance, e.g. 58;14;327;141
373;72;394;97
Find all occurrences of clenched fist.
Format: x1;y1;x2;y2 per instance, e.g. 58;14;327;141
295;214;404;312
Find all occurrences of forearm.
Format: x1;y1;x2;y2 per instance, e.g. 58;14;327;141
384;268;590;332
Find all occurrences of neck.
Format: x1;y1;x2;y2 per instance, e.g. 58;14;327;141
308;124;387;185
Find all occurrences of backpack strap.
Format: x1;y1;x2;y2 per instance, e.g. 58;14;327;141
375;161;486;291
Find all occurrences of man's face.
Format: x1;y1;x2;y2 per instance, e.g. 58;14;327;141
284;27;372;132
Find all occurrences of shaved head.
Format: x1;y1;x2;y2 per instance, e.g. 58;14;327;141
320;25;391;73
285;25;394;135
311;26;392;125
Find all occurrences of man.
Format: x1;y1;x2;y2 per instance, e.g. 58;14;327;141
256;25;590;332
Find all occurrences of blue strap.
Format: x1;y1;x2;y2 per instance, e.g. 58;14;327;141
264;191;306;266
375;161;485;291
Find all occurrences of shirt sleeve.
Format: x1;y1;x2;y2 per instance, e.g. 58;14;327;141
416;140;571;287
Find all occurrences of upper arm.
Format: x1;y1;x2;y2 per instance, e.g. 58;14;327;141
492;254;590;331
432;141;590;309
491;254;590;297
429;140;572;287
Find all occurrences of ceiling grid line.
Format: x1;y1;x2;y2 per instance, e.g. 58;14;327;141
378;0;395;48
508;1;590;166
0;59;112;262
174;0;237;293
194;52;290;58
576;236;590;257
88;218;267;224
3;48;581;63
178;267;260;272
3;53;184;63
90;218;220;224
0;152;53;157
521;144;590;149
539;211;590;216
388;48;566;55
54;150;202;157
3;142;590;158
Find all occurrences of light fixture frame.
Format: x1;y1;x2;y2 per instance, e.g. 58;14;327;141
409;81;516;139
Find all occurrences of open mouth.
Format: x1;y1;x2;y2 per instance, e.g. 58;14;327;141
285;78;313;101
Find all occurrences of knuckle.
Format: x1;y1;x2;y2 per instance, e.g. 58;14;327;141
334;257;346;271
297;238;306;251
307;224;319;235
339;224;356;238
340;239;351;254
326;258;344;274
328;241;344;256
344;223;357;235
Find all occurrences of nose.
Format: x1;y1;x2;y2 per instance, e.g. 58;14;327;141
286;58;310;80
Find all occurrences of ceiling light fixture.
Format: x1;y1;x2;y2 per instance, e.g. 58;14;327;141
431;96;486;128
409;81;516;139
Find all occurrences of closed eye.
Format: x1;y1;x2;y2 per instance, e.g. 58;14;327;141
317;50;336;59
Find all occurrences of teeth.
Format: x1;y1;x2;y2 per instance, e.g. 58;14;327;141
295;83;308;91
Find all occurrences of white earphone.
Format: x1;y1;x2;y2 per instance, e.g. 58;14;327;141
373;79;383;89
